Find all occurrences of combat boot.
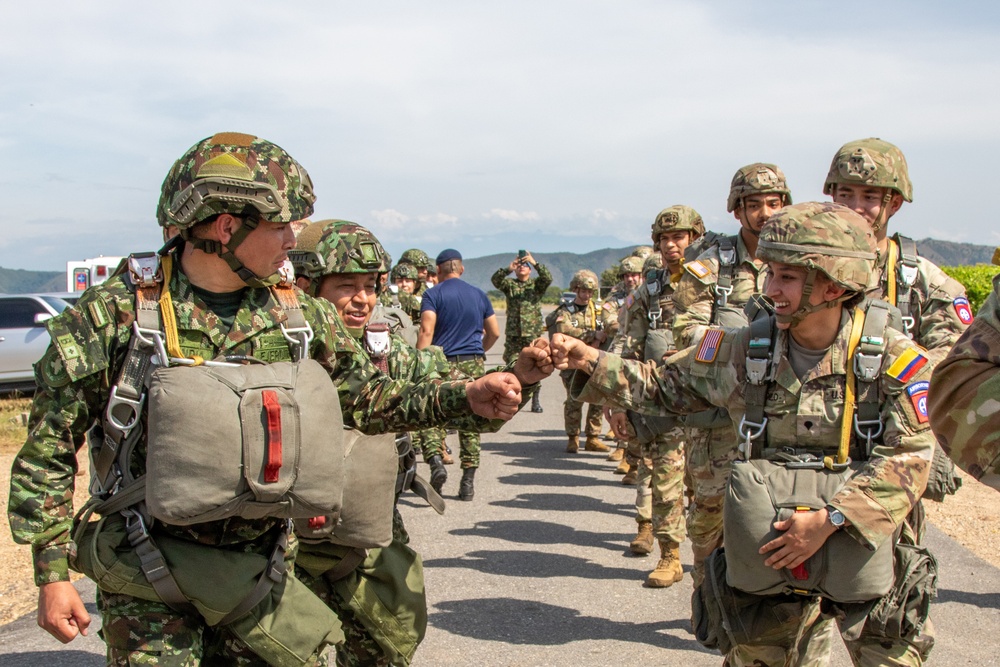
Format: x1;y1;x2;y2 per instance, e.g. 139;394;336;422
428;455;447;494
621;463;638;485
531;391;543;413
614;456;630;474
646;539;683;588
607;447;624;462
442;445;454;465
459;467;476;501
584;435;610;452
629;520;654;555
566;435;579;453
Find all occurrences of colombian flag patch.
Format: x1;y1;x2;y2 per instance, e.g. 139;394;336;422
906;380;930;424
886;347;928;383
686;260;711;279
953;297;974;325
695;329;724;363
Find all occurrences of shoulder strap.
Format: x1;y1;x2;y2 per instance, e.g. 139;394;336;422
850;301;890;460
645;269;666;328
738;295;776;459
714;235;738;309
889;234;920;336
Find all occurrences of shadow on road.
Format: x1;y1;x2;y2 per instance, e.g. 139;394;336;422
449;519;626;550
491;492;633;518
497;471;625;488
1;651;104;666
429;597;712;654
935;587;1000;610
424;548;644;581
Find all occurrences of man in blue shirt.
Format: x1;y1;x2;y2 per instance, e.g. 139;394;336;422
417;249;500;500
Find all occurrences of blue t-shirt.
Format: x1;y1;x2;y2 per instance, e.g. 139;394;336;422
421;278;494;356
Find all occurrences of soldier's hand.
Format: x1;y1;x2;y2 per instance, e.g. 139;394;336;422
467;372;522;420
551;333;600;372
608;411;629;438
509;259;520;272
513;338;554;385
524;252;536;265
38;581;90;643
760;509;838;571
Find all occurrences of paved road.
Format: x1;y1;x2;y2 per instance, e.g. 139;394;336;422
3;332;1000;665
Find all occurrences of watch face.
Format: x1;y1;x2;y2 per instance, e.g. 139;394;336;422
828;509;846;527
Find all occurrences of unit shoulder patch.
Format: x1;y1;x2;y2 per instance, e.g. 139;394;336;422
905;380;930;424
953;296;974;325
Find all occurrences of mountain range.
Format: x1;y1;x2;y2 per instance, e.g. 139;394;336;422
1;238;996;295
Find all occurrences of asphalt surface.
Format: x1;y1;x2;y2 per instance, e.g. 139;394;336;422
2;327;1000;665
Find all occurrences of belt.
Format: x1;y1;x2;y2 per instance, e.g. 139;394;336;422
446;354;485;362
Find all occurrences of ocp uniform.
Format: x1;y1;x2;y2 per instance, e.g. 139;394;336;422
546;298;603;439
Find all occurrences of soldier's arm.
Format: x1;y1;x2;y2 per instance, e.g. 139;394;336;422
929;283;1000;482
672;266;717;348
533;263;553;297
600;302;620;345
913;258;971;359
491;267;512;292
829;338;936;550
548;307;589;342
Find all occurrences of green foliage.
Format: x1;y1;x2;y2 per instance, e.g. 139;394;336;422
941;264;1000;313
600;267;619;288
542;285;564;305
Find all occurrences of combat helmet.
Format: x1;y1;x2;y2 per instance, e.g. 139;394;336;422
619;256;644;276
631;246;655;260
399;249;433;271
727;163;792;213
157;132;316;287
289;219;388;296
642;254;663;271
757;202;876;326
651;205;705;244
823;138;912;234
570;269;599;291
392;263;419;281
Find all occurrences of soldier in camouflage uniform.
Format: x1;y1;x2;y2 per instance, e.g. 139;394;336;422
555;202;937;666
606;206;701;587
6;133;530;666
546;269;608;453
379;263;422;324
672;163;791;587
492;250;553;413
603;256;644;464
929;268;1000;488
398;249;434;297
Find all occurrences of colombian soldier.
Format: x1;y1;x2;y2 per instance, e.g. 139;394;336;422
7;132;528;666
380;262;422;324
492;250;553;413
398;249;434;296
672;163;791;586
546;269;607;453
929;265;1000;488
607;206;701;587
555;202;937;666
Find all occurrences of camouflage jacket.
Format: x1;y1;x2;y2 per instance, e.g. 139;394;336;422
868;238;969;359
379;288;422;325
491;263;553;339
929;273;1000;483
673;233;766;348
574;309;935;550
8;256;495;585
610;267;681;362
600;284;629;344
546;299;600;345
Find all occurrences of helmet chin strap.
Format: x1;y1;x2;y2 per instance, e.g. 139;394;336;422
184;214;283;288
775;269;854;328
869;191;894;236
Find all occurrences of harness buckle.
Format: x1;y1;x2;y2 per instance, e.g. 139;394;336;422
106;385;144;435
647;306;662;328
745;356;770;385
853;414;884;445
899;264;918;288
128;254;162;289
853;352;882;383
281;321;315;361
132;322;170;366
718;247;737;267
738;415;768;456
714;284;733;308
901;316;915;336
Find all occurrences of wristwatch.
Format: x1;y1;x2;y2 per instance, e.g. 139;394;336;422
826;505;846;529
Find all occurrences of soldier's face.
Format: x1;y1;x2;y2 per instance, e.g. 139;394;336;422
396;277;416;293
234;218;296;277
623;272;641;290
736;194;784;234
658;231;691;266
318;273;379;329
832;184;903;228
515;262;532;279
764;263;841;330
574;286;594;304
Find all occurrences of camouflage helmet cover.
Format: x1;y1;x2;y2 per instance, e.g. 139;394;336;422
570;269;599;290
727;163;792;212
823;137;913;202
391;262;419;281
289;219;388;282
652;205;705;243
756;202;876;293
642;254;663;271
157;132;316;230
399;248;434;270
619;256;645;276
631;245;655;260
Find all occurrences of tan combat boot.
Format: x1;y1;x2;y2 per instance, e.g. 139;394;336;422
646;539;683;588
614;456;630;474
629;520;654;555
566;435;579;453
584;436;610;452
607;447;624;462
621;463;638;485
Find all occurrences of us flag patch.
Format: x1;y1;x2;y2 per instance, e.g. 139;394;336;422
625;294;634;309
695;329;724;363
953;297;973;325
686;260;711;279
906;380;930;424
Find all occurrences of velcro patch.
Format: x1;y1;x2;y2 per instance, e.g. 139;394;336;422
953;296;974;325
625;294;634;309
55;333;81;361
685;260;711;279
603;301;614;311
695;329;724;363
906;380;930;424
88;299;110;329
886;347;928;383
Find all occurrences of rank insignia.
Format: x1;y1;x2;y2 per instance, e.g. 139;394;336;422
953;296;973;325
695;329;724;363
906;380;929;424
686;260;711;279
886;347;928;383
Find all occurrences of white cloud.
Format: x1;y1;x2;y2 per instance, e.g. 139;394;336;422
482;209;541;223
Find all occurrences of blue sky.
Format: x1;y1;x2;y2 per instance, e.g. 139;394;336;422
2;1;999;270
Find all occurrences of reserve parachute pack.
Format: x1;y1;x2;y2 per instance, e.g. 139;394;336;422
723;297;897;602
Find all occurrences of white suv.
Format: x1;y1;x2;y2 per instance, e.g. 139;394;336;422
0;294;73;391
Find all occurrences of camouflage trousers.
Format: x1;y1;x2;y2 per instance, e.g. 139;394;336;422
636;426;687;544
421;357;485;469
560;371;602;437
97;591;283;666
502;335;536;364
684;424;738;587
726;596;929;667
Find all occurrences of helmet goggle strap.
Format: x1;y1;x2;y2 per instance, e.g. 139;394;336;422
184;212;282;288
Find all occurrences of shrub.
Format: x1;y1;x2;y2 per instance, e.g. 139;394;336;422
941;264;1000;314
